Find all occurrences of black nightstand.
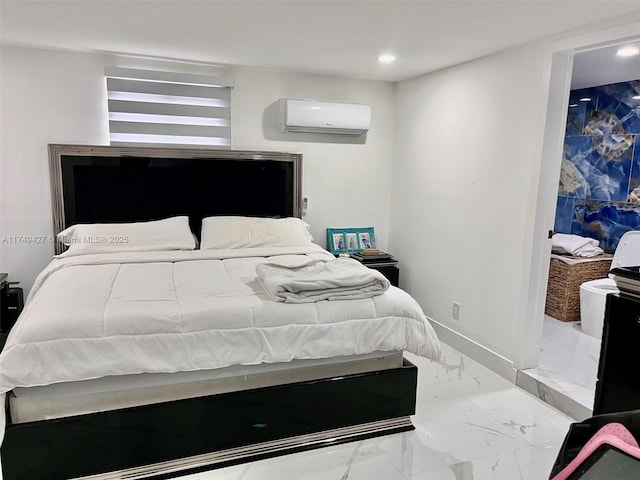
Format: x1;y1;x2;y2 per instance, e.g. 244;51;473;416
1;274;24;352
0;273;8;352
350;252;400;287
594;292;640;415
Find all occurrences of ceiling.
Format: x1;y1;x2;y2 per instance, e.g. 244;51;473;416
572;41;640;89
1;0;640;83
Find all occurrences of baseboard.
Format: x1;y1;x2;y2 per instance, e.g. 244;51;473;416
427;317;517;383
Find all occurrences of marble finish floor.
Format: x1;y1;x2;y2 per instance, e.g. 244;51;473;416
176;342;574;480
521;315;601;419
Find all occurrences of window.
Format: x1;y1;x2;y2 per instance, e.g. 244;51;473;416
105;67;233;148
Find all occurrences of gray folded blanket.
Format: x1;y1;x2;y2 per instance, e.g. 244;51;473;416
256;257;390;303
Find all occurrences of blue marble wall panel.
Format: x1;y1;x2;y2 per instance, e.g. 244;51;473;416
628;135;640;199
559;136;592;197
553;197;585;238
586;135;633;202
555;79;640;252
582;200;640;253
566;88;597;136
596;81;640;134
554;196;574;233
571;199;586;236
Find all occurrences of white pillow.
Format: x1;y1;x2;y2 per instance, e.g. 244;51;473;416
57;216;196;257
200;216;314;250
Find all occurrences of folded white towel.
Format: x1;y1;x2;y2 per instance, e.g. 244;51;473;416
551;233;604;257
256;257;390;303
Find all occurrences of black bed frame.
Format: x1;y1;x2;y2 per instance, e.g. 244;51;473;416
1;145;418;479
3;361;418;479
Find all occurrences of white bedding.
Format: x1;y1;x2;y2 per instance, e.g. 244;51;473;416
0;245;440;393
256;256;390;303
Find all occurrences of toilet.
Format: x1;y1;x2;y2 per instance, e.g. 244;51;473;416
579;231;640;339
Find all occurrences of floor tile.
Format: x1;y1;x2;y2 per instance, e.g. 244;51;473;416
523;315;600;412
517;368;592;421
175;468;228;480
405;439;563;480
405;344;496;386
465;376;573;445
176;341;572;479
223;439;404;480
370;430;463;475
379;401;531;476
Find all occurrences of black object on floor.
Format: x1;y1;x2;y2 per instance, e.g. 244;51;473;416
549;409;640;478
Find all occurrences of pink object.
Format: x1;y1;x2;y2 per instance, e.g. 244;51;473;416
551;422;640;479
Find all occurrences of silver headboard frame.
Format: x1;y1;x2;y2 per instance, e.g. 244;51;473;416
48;144;303;255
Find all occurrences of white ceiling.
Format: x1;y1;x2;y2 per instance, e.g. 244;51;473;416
572;40;640;89
1;0;640;83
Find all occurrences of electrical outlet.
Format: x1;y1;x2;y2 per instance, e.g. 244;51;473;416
452;302;461;321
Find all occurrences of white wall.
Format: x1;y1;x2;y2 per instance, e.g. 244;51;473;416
0;47;109;293
229;66;395;249
389;15;640;373
390;43;551;363
0;46;396;293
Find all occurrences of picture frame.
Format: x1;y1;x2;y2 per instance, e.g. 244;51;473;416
326;227;376;254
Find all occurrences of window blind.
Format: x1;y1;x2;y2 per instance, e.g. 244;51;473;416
105;67;233;148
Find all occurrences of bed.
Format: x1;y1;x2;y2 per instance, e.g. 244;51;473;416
0;145;440;480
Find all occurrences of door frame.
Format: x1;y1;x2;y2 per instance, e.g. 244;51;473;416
515;20;640;370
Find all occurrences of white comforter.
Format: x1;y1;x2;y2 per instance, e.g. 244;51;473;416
0;245;440;393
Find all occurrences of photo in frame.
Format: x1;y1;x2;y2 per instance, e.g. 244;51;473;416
345;233;358;251
332;233;346;252
359;232;372;249
326;227;375;254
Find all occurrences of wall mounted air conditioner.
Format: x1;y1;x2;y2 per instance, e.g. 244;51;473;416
279;98;371;135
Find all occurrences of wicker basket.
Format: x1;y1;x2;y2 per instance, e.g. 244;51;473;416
545;253;613;322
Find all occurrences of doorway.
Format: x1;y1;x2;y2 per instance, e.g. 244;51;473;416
515;26;640;420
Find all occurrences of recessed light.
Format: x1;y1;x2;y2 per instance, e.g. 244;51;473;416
569;104;579;108
633;95;640;100
616;46;640;57
579;97;591;102
377;54;396;64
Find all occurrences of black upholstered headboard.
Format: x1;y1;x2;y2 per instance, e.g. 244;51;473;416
48;145;302;254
